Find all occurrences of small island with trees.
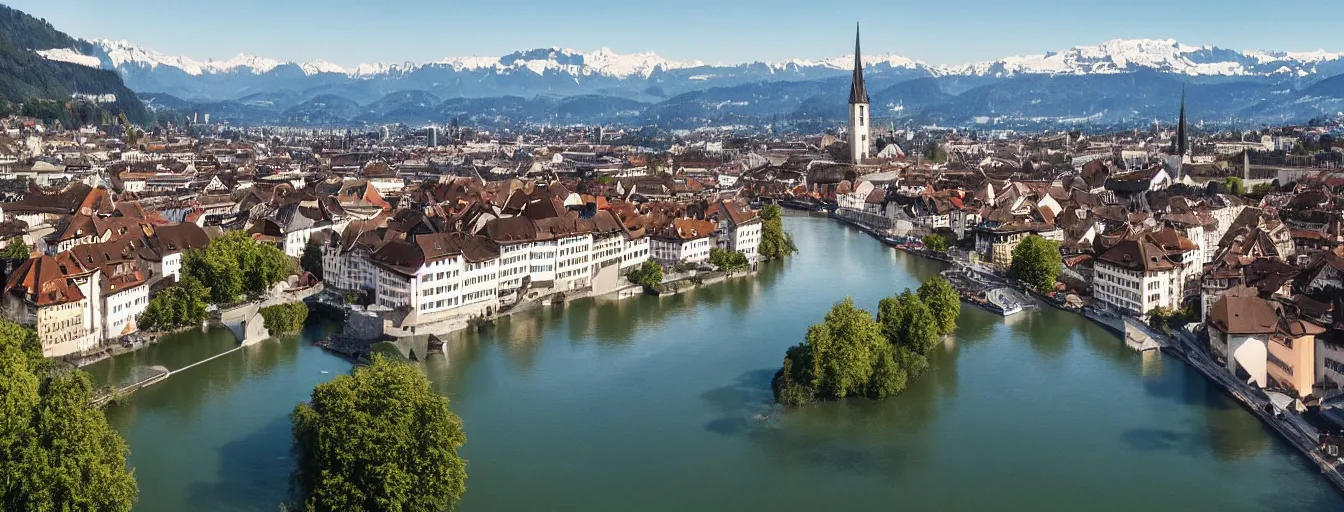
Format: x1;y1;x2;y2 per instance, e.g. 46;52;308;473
773;275;960;406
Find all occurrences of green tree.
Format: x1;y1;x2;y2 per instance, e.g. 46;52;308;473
183;231;296;304
1;237;29;259
758;204;797;261
0;320;138;512
1223;176;1245;196
260;303;309;335
1146;306;1174;331
137;279;208;332
626;260;664;289
922;233;949;253
300;241;324;281
709;247;749;272
917;276;961;335
774;296;933;405
291;355;467;512
794;298;885;400
1010;235;1062;291
877;291;940;355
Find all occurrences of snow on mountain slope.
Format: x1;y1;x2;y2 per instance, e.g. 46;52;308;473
95;39;279;75
87;37;1344;81
91;40;702;79
301;60;347;75
937;38;1344;77
36;48;101;68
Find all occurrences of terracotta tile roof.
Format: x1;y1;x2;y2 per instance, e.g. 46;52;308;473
1210;293;1286;336
3;254;86;306
1096;237;1176;272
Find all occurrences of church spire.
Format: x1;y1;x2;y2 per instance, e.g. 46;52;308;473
1176;86;1188;156
849;23;869;105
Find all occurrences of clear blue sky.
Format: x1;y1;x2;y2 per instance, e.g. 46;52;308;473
8;0;1338;67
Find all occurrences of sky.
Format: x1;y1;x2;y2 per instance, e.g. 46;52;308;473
8;0;1341;67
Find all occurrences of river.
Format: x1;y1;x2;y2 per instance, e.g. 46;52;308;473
87;216;1344;511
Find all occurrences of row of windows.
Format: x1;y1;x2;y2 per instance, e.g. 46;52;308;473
420;284;459;297
421;270;460;283
379;274;409;289
419;297;461;312
559;245;589;257
557;268;587;280
560;255;589;268
464;274;497;286
462;290;493;303
110;296;147;314
1326;357;1344;376
425;257;459;268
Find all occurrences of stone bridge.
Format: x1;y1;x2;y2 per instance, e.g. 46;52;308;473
217;303;270;346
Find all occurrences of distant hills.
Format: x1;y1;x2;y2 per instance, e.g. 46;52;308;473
13;4;1344;129
0;5;148;124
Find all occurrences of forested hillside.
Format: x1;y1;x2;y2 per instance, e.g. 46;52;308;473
0;4;148;124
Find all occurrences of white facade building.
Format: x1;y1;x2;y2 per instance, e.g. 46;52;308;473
620;236;651;269
1093;238;1184;316
652;236;713;265
103;283;149;340
554;234;593;290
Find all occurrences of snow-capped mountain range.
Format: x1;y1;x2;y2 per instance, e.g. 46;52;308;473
85;39;710;79
26;33;1344;130
44;37;1344;81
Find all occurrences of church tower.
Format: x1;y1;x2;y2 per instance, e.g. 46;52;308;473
1176;87;1189;158
848;24;870;165
1168;86;1190;179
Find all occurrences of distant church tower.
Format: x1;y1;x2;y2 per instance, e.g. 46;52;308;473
1168;87;1190;178
1176;87;1189;158
848;24;870;165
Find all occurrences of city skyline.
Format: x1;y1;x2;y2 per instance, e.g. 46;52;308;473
9;0;1343;69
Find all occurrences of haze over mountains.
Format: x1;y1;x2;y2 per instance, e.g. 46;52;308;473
17;5;1344;129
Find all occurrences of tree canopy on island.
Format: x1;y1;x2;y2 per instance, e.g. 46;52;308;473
774;277;959;406
758;204;797;261
917;276;961;336
291;355;467;512
1010;235;1062;291
0;318;138;512
878;291;940;354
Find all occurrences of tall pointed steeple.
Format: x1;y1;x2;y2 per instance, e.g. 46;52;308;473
849;23;869;105
1176;86;1188;156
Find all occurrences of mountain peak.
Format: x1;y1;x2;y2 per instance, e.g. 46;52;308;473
301;60;347;75
937;37;1344;77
